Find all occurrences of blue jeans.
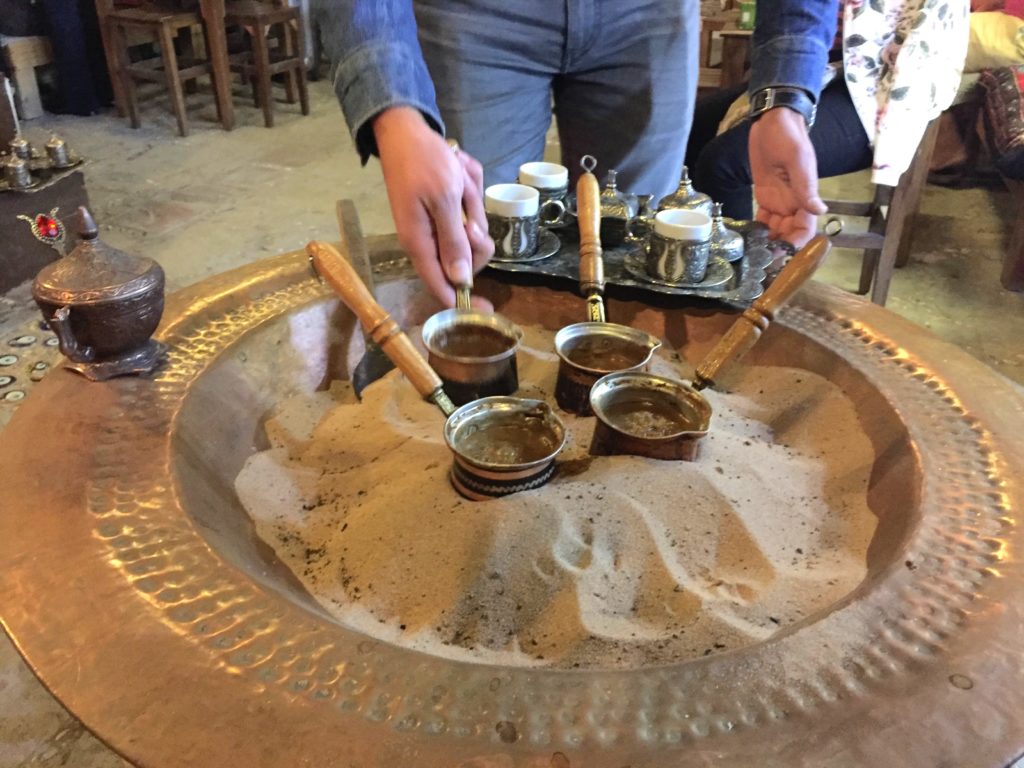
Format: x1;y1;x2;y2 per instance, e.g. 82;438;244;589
685;78;873;220
413;0;699;198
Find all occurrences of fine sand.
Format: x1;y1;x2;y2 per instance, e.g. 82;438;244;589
235;324;878;670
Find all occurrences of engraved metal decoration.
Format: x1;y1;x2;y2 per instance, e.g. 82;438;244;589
17;207;67;257
0;233;1022;767
645;230;713;284
625;249;733;289
1;135;82;192
487;211;540;260
490;221;771;303
491;228;560;264
3;153;33;189
9;135;31;159
31;207;166;380
444;396;566;500
598;169;637;247
45;134;71;168
657;165;713;216
708;203;745;263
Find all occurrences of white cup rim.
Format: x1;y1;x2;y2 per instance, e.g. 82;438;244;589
518;162;569;189
486;183;540;218
654;209;713;241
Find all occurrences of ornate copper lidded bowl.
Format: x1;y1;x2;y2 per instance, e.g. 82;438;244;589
1;223;1023;767
32;207;165;380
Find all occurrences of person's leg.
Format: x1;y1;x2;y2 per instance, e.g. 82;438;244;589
684;83;748;174
41;0;104;115
552;0;700;199
414;0;564;186
692;77;875;220
691;118;755;218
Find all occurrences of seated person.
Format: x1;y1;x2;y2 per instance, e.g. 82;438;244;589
690;0;970;222
688;76;870;222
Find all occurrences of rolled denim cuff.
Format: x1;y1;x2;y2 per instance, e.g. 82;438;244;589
332;40;445;163
748;35;830;103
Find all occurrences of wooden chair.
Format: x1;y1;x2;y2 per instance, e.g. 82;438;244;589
823;119;940;306
718;28;752;90
697;10;741;94
225;0;309;128
107;5;217;136
698;17;726;92
999;180;1024;291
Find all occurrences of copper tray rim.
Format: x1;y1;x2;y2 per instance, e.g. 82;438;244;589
1;242;1022;768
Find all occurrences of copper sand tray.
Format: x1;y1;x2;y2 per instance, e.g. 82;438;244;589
1;229;1023;768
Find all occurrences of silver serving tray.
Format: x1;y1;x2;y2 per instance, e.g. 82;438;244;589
486;219;784;305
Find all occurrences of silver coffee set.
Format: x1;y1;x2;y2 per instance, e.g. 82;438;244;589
485;162;746;290
1;134;82;193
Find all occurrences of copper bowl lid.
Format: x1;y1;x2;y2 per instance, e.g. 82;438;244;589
33;207;163;306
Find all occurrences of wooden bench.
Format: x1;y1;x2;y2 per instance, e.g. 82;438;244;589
0;35;54;120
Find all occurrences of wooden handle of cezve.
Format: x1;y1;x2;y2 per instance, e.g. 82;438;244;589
306;240;446;403
576;171;604;297
692;234;831;390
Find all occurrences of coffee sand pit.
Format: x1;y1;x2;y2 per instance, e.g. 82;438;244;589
235;324;878;670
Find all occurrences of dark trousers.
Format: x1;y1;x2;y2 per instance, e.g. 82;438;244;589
41;0;113;115
685;78;873;220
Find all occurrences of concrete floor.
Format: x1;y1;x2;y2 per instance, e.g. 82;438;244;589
1;80;1023;766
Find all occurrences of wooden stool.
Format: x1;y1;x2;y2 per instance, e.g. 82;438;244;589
107;6;213;137
225;0;309;128
824;119;940;306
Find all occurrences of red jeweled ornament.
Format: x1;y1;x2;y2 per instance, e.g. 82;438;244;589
36;214;60;238
18;207;67;256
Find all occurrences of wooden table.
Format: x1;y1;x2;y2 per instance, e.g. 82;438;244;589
95;0;234;130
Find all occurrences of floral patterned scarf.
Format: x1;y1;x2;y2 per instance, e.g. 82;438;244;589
843;0;970;185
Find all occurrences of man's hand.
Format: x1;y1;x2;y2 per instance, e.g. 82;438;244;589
374;107;494;306
748;107;827;248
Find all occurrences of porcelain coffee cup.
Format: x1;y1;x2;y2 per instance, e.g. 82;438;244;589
518;161;569;225
645;209;714;284
486;183;544;260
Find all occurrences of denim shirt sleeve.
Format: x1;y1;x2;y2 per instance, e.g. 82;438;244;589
749;0;838;102
310;0;444;162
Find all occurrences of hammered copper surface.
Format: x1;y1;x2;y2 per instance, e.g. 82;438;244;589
1;239;1022;768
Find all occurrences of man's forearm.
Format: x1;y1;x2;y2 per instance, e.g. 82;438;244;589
310;0;443;161
749;0;838;101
